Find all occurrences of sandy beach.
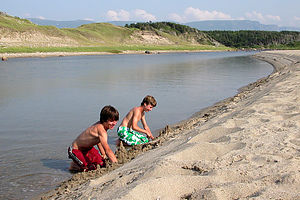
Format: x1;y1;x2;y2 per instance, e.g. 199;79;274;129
0;49;226;60
40;50;300;200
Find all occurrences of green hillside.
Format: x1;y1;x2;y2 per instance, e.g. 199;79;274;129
125;21;217;45
0;12;229;53
205;30;300;49
0;12;67;37
61;23;135;45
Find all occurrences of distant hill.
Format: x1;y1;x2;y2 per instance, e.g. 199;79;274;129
27;18;300;32
107;21;138;27
28;18;137;28
184;20;300;31
27;18;95;28
0;13;219;48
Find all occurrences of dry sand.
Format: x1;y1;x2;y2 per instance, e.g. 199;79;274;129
40;50;300;200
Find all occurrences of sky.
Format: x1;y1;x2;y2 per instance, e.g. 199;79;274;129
2;0;300;28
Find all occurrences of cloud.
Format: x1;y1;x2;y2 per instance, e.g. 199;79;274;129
245;11;281;24
168;13;184;23
24;13;31;17
185;7;231;21
133;9;156;21
106;10;118;21
168;7;231;22
106;9;130;21
294;16;300;21
105;9;155;21
292;16;300;27
266;15;281;21
118;10;131;21
84;18;94;21
167;8;284;26
37;16;45;20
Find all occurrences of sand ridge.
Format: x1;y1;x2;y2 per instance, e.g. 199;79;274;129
40;50;300;200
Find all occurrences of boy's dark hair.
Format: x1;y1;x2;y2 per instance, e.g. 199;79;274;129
141;95;157;107
100;105;119;123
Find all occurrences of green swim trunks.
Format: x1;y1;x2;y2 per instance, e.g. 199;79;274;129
117;126;149;145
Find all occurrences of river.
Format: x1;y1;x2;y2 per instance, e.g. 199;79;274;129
0;51;273;199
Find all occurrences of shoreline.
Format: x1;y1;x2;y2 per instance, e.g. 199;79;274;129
40;50;300;200
0;49;229;59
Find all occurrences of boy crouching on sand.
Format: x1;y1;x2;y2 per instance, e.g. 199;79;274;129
117;95;157;146
68;105;119;172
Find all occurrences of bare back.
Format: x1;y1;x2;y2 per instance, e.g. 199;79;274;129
72;122;104;151
119;107;143;129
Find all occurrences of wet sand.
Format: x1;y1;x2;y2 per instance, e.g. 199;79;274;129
0;49;226;60
40;50;300;200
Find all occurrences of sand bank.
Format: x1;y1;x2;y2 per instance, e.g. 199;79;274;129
41;50;300;200
0;49;227;60
0;51;116;59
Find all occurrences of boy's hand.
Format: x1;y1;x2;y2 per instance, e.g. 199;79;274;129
146;131;154;140
149;135;154;140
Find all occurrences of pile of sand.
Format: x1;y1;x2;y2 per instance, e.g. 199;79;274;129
41;50;300;200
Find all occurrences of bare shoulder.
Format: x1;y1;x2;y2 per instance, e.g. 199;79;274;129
132;107;138;112
126;107;138;118
133;106;142;114
94;123;107;136
131;107;138;113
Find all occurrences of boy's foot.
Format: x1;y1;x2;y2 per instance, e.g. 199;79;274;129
69;161;82;173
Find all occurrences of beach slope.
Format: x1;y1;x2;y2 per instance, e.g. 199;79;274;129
43;50;300;200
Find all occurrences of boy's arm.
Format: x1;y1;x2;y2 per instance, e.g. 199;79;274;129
98;128;117;163
141;114;154;139
97;143;107;159
131;109;150;135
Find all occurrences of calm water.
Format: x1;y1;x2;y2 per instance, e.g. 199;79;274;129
0;51;273;199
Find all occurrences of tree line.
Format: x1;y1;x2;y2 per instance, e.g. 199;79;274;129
204;30;300;48
125;22;300;49
125;21;201;36
125;21;217;45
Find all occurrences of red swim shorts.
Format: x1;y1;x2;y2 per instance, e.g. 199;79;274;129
68;146;104;171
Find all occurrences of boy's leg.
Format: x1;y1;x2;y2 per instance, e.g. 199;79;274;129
118;127;149;145
131;129;149;144
68;146;88;171
85;147;105;170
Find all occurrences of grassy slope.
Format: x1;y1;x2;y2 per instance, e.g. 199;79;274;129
61;23;134;45
0;13;230;53
0;14;64;36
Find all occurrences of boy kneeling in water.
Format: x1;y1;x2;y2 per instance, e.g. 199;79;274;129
68;105;118;172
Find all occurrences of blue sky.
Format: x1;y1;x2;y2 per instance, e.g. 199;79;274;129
2;0;300;27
